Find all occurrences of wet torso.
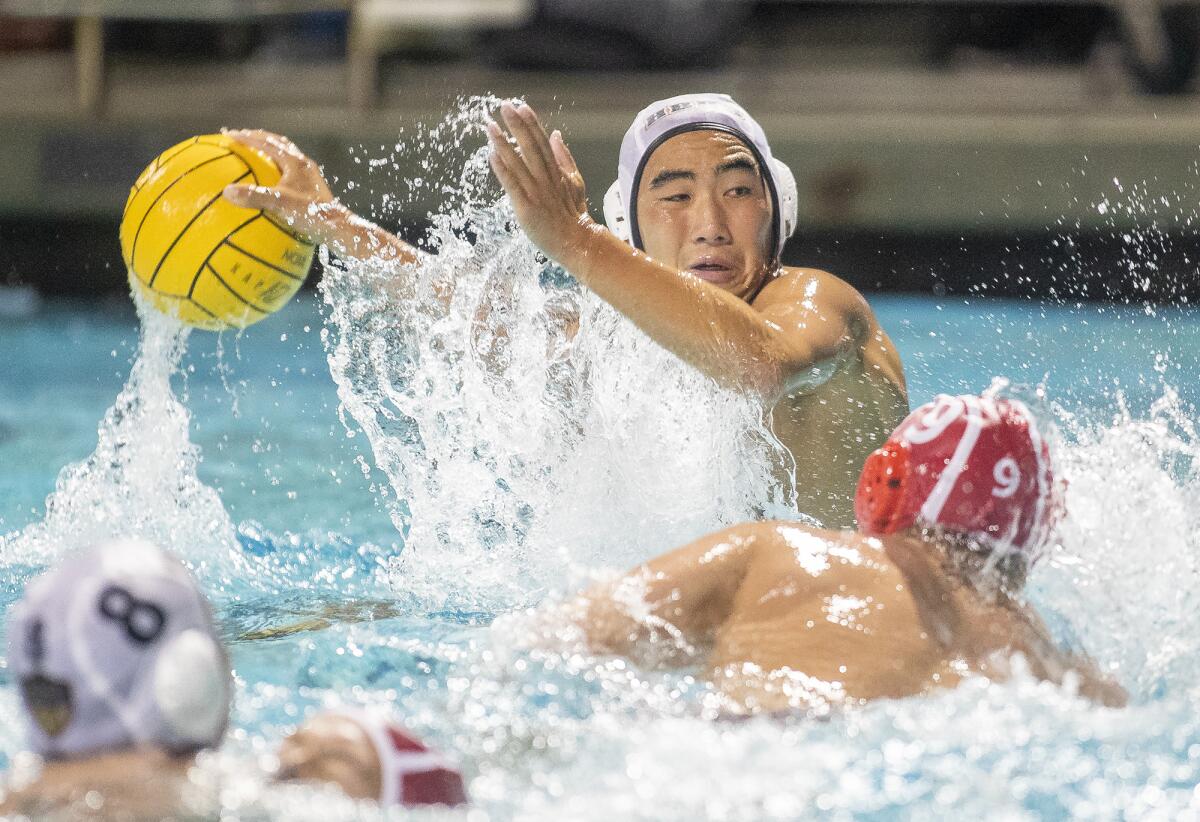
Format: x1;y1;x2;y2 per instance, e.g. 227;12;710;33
751;268;908;528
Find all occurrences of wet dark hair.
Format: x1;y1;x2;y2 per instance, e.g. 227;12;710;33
924;528;1030;596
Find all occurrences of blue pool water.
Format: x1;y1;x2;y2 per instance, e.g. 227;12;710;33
2;294;1197;539
2;286;1199;819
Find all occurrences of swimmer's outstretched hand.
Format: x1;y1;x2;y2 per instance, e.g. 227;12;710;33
487;102;598;266
221;129;417;264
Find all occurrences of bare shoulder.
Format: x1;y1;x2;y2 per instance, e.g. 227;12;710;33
0;785;34;817
754;267;873;318
0;777;71;818
767;268;906;397
748;521;889;574
0;752;202;819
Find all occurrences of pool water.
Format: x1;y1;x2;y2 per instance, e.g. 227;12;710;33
2;293;1197;537
2;283;1200;819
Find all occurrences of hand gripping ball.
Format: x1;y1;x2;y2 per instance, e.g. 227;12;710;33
119;134;315;330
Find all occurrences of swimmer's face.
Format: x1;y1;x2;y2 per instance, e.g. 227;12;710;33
634;130;775;300
276;714;381;801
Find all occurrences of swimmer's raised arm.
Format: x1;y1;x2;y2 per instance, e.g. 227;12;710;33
221;129;419;266
993;606;1129;709
486;103;890;403
574;524;761;665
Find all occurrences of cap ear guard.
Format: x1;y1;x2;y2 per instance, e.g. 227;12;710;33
153;628;230;751
855;440;913;536
602;180;632;244
771;158;799;244
65;582;230;755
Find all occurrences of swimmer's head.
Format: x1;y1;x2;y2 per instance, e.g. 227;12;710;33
6;538;231;760
855;394;1064;575
604;93;798;300
277;711;467;808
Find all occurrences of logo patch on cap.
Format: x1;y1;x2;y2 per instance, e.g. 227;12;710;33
644;100;696;129
21;675;73;738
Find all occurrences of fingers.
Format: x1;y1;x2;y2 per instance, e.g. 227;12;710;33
550;130;580;178
499;102;558;186
486;119;533;204
223;128;309;179
223;183;290;212
223;128;305;162
223;129;289;167
259;131;312;172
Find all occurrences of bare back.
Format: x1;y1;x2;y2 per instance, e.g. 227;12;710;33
708;524;1123;713
580;521;1125;715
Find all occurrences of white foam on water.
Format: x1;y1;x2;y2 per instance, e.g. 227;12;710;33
321;96;796;611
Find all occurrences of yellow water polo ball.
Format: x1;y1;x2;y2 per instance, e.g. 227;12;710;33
119;133;315;330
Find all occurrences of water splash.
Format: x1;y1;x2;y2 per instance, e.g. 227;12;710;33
321;96;795;611
0;305;244;592
1035;385;1200;698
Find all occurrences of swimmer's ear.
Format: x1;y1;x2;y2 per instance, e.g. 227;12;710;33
550;130;580;178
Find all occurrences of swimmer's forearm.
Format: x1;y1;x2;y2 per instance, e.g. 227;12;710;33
558;224;807;399
317;203;421;265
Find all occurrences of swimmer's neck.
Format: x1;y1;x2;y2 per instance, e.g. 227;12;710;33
38;746;195;778
882;530;1027;606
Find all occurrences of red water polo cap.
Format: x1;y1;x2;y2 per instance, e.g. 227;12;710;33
337;711;468;808
855;394;1061;560
376;722;467;808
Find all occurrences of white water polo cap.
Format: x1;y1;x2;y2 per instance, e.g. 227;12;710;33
603;93;798;260
7;538;231;759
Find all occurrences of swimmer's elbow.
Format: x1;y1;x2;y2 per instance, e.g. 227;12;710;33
577;588;640;657
1086;674;1129;709
1063;656;1128;708
717;332;810;401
